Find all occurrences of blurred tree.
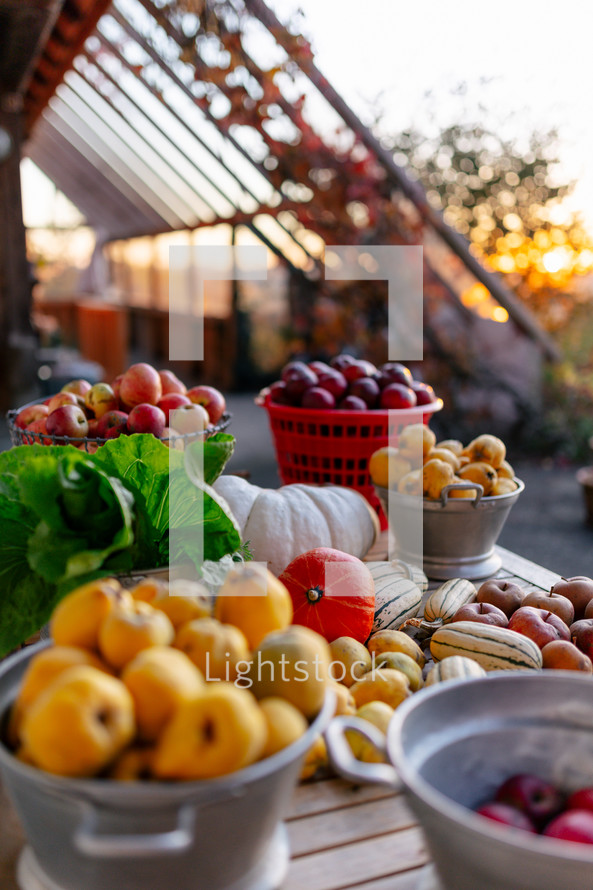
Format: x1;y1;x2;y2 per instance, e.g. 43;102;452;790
387;122;593;329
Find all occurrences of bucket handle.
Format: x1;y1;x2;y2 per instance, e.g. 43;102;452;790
73;802;195;858
324;716;401;790
440;481;484;506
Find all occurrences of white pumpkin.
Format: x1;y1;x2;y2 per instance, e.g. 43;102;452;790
212;475;380;577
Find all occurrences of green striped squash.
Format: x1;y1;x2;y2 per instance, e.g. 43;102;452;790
367;562;422;632
425;655;487;686
424;578;477;624
430;621;543;671
389;559;429;593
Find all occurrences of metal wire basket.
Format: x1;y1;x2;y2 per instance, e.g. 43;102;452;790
6;397;231;451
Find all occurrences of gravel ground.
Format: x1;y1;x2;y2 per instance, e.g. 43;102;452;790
3;391;592;579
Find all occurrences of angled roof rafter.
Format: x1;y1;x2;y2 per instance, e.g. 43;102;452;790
61;70;203;227
72;54;221;222
108;3;319;267
55;81;195;227
88;35;248;216
44;100;176;228
27;125;148;234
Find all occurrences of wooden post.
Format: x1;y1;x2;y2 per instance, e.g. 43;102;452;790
0;95;38;413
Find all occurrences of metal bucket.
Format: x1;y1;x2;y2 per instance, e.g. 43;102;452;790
375;479;524;579
0;643;334;890
326;671;593;890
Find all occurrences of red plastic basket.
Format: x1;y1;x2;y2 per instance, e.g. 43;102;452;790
259;393;443;529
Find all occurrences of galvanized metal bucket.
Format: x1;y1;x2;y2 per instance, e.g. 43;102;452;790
0;642;334;890
375;479;524;580
326;671;593;890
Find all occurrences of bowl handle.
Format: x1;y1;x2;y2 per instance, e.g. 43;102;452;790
74;802;195;858
324;716;401;789
440;482;484;506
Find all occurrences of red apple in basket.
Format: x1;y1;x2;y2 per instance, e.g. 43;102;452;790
476;802;536;833
282;362;318;403
302;387;336;409
268;380;289;404
15;403;49;429
551;577;593;620
187;385;226;425
379;362;413;387
46;405;89;439
450;602;509;628
119;363;162;409
348;377;380;408
127;404;166;437
343;361;370;384
47;392;81;414
495;773;564;829
508;606;570;649
157;393;191;424
411;381;437;405
158;369;187;396
379;384;417;410
476;579;525;617
112;374;124;404
338;395;367;410
308;361;332;375
86;419;100;438
358;360;378;377
544;810;593;844
96;410;129;440
316;369;348;401
61;379;92;397
26;417;50;442
566;787;593;813
569;619;593;659
522;591;574;627
330;354;357;372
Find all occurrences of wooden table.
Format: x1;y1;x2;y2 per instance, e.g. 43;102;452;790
0;545;560;890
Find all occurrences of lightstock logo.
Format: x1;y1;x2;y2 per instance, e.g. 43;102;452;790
167;243;425;593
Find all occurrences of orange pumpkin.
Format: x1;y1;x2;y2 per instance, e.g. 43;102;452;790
279;548;375;644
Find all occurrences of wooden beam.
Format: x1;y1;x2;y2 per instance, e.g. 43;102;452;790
24;0;112;133
0;0;63;95
0;101;38;412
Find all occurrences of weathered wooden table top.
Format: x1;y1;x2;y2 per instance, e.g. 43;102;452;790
0;543;560;890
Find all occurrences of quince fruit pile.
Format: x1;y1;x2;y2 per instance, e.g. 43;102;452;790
7;565;333;782
324;629;426;766
369;426;519;500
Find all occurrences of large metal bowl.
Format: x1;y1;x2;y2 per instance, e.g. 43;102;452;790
0;642;334;890
327;671;593;890
375;478;524;580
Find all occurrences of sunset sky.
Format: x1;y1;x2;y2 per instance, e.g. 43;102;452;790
270;0;593;226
